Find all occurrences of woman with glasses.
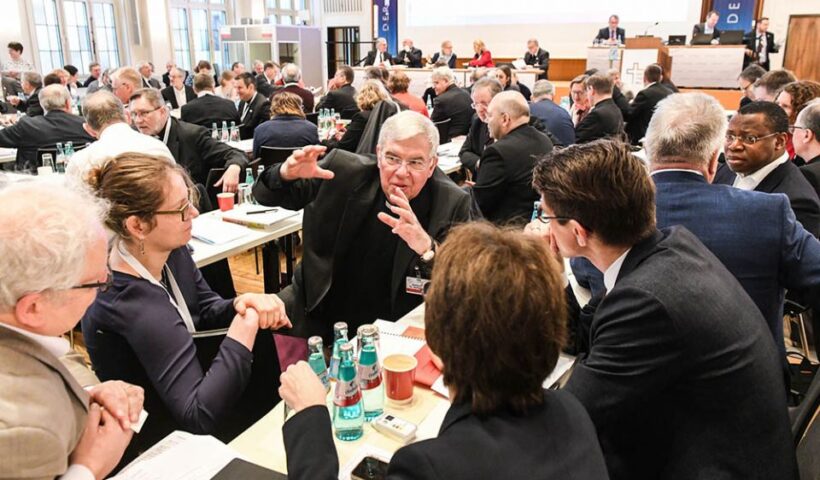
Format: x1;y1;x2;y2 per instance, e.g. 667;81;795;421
81;153;291;461
775;81;820;161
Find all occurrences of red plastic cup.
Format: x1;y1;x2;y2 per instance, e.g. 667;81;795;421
383;354;417;404
217;192;235;211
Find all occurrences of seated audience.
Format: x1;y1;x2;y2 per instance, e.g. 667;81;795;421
753;69;797;102
188;60;218;88
472;91;552;224
315;65;358;119
131;88;245;192
7;71;44;117
738;64;767;108
273;64;314;113
253;92;320;159
253;111;474;342
510;71;532;101
255;61;281;98
363;37;393;67
137;61;161;89
430;67;474;139
66;90;173;182
44;71;64;87
388;70;429;117
575;74;624;143
0;84;94;172
714;101;820;237
529;80;575;147
235;72;271;140
83;62;102;88
181;72;240;129
468;39;494;68
533;140;796;480
87;67;112;94
278;223;609;480
231;62;246;76
459;77;502;175
63;64;80;92
161;67;196;109
215;71;239;102
430;40;457;69
692;10;721;44
624;64;673;145
798;99;820;195
395;38;423;68
569;74;589;126
82;153;290;456
524;38;550;79
495;65;520;94
324;79;390;153
252;60;265;77
776;81;820;161
110;67;141;105
0;179;143;480
161;61;188;88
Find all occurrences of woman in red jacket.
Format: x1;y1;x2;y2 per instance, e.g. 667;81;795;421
468;39;494;68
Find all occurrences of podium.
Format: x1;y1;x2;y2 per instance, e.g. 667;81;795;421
620;37;670;94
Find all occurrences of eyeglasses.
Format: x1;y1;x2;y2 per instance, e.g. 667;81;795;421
130;105;163;120
725;132;779;146
789;125;807;134
380;153;430;172
71;269;113;293
155;190;197;221
537;213;574;224
470;102;489;109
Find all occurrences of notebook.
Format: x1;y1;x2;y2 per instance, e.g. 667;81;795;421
221;204;300;230
191;217;249;245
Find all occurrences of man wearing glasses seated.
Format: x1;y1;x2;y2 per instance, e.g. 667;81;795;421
714;101;820;237
253;110;475;344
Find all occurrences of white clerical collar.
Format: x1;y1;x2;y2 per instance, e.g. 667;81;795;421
603;248;632;293
197;91;214;97
0;323;71;359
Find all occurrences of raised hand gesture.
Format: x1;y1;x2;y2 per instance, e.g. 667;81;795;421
279;145;334;182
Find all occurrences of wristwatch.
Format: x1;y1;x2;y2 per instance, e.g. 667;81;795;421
420;237;436;263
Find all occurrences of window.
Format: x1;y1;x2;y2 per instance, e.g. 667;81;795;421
266;0;308;25
28;0;124;73
169;1;230;72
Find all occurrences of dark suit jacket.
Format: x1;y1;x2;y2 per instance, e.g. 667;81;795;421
431;84;474;139
19;88;43;117
362;50;394;66
473;123;552;224
180;94;240;129
565;227;797;480
575;98;624;144
458;115;491;175
0;110;94;171
744;31;778;70
653;170;820;360
237;93;271;140
141;77;161;89
530;98;575;147
252;115;319;159
611;86;630;119
430;52;457;69
691;23;722;42
283;390;609;480
323;109;369;153
252;150;473;339
161;85;196;109
315;83;358;119
596;27;625;43
395;47;423;68
801;157;820;197
524;48;550;79
81;75;97;88
273;84;315;113
714;161;820;237
164;118;248;186
624;83;673;145
162;70;189;88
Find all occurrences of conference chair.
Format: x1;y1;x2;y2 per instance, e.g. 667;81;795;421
305;111;319;125
794;371;820;479
35;143;88;173
260;146;296;168
433;117;452;144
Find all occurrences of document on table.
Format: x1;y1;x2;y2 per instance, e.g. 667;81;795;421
191;217;249;245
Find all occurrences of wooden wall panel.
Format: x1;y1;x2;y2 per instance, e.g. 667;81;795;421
783;15;820;81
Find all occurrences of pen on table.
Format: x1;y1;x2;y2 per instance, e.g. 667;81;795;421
246;208;279;215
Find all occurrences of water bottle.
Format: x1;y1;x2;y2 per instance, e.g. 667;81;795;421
229;121;239;142
244;167;254;185
220;121;229;142
308;336;331;392
426;96;433;113
332;343;364;441
530;200;541;222
40;153;54;174
257;165;265;179
329;322;348;381
211;122;219;140
357;325;384;421
64;142;74;168
55;143;65;173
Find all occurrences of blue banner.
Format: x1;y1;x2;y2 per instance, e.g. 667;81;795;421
373;0;399;55
712;0;757;33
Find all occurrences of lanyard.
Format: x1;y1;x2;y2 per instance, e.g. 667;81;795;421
117;240;196;332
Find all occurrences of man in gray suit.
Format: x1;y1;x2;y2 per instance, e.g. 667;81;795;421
0;180;144;479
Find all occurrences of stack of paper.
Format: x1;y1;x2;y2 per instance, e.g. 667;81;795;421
221;204;299;230
191;217;248;245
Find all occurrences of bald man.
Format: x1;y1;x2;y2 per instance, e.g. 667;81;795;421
471;91;553;223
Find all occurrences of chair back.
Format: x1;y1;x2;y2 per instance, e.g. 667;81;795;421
35;143;88;172
260;146;296;167
204;167;226;208
433;117;452;144
305;111;319;125
796;371;820;479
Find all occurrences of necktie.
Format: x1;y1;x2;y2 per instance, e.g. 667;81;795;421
610;29;615;40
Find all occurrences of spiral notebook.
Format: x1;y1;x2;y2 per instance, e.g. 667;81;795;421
374;320;445;396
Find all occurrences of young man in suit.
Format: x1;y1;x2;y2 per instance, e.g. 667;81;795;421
744;17;779;71
362;37;393;67
235;72;271;140
0;180;145;480
472;91;552;224
691;10;722;44
0;84;95;172
524;38;550;79
532;139;797;480
315;65;358;119
459;77;503;176
595;15;625;44
161;67;196;109
180;73;240;129
714;101;820;237
575;74;624;143
395;38;423;68
624;64;673;145
796;99;820;195
430;67;474;140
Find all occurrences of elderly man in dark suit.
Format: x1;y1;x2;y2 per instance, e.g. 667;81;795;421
315;65;358;119
272;63;314;113
6;71;44;117
0;84;94;172
458;77;502;176
532;139;796;480
624;64;673;145
691;10;722;44
430;67;474;141
362;37;393;67
530;80;575;147
575;74;624;143
161;67;196;109
471;91;552;224
395;38;423;68
524;38;550;79
253;111;474;343
595;15;625;44
235;72;271;140
181;73;240;129
714;101;820;237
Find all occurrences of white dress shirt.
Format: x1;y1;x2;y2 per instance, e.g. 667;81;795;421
732;152;789;191
66;122;174;183
756;32;768;62
174;86;188;107
603;248;632;294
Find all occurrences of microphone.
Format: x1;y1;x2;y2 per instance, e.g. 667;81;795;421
644;21;660;36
